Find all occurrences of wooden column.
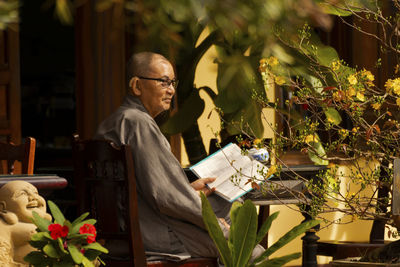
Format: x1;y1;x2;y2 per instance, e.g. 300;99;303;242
0;25;21;144
75;0;126;139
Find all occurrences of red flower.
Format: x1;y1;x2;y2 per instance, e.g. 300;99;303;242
79;224;97;244
80;249;86;254
48;224;69;240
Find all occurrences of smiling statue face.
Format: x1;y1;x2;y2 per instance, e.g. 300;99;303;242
136;58;176;118
0;181;47;223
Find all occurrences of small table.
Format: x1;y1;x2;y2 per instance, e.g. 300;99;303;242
248;164;327;267
0;174;68;191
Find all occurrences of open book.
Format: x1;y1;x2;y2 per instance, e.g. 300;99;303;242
189;143;269;202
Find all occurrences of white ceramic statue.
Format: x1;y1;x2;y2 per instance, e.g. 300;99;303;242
0;181;52;266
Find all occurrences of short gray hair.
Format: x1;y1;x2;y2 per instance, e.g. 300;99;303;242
126;52;169;83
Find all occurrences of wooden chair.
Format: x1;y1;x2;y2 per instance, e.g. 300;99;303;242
72;135;218;267
0;137;36;174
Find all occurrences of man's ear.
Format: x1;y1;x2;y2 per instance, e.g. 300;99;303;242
129;77;142;96
0;201;18;225
0;201;5;212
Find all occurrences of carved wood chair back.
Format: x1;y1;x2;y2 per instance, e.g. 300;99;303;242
72;135;217;267
0;137;36;174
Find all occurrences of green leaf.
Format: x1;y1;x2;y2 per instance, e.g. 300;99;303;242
31;211;52;232
43;243;62;258
82;256;95;267
54;261;74;267
160;89;205;135
57;237;68;254
254;252;301;267
31;231;53;241
48;200;66;225
68;233;92;242
71;212;89;226
256;220;320;261
84;250;102;261
68;243;84;264
229;202;242;249
29;240;49;249
308;141;329;165
325;107;342;125
55;0;73;25
201;192;232;267
231;199;257;267
24;251;51;265
83;242;109;254
255;211;279;245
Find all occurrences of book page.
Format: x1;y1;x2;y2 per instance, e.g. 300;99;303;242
190;143;268;201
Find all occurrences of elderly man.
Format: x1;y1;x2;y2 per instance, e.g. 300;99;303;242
95;52;259;260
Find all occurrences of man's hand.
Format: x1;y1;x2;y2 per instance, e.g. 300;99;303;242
191;178;216;197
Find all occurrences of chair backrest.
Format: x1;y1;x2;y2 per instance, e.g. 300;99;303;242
0;137;36;174
72;134;147;267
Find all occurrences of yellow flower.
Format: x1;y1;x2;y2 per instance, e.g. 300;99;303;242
396;98;400;107
352;127;359;134
385;78;400;95
361;69;375;82
265;165;277;179
393;78;400;95
266;56;279;66
347;74;358;85
331;60;341;71
371;102;381;110
347;86;356;97
385;79;393;92
253;139;262;146
356;92;365;101
327;162;336;169
304;134;318;144
274;76;285;85
338;129;348;138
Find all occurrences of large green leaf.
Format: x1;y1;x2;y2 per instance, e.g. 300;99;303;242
31;211;52;232
308;141;329;165
255;211;279;245
201;192;232;267
24;251;51;266
325;107;342;125
255;219;320;261
231;199;258;267
253;252;301;267
161;89;205;135
31;231;52;241
225;100;264;138
82;256;95;267
228;201;242;250
71;212;89;226
68;243;84;264
48;200;66;225
83;242;109;254
43;243;62;258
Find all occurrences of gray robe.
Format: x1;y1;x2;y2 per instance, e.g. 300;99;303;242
95;94;230;258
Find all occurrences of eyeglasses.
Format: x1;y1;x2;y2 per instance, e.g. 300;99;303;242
138;76;178;89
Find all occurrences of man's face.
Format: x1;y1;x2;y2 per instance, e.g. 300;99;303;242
0;181;47;223
137;59;176;118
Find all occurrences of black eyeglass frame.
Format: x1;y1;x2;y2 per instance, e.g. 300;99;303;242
138;76;178;89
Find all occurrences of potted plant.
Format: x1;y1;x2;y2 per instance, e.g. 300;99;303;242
247;1;400;265
200;193;320;266
24;200;108;267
